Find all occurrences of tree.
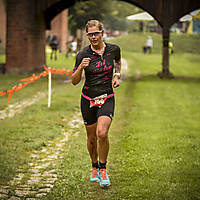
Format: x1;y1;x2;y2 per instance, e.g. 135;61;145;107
69;0;111;35
103;0;142;31
69;0;142;35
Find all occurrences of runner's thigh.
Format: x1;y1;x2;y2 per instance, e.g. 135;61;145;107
97;96;115;120
81;96;98;125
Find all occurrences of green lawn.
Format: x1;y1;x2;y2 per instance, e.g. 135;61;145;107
43;52;200;200
46;50;76;70
0;54;5;63
112;32;200;54
0;33;200;199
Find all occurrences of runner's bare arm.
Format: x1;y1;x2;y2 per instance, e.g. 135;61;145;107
114;59;121;75
112;59;121;88
72;58;91;85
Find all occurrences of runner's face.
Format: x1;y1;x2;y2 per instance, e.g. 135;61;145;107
87;26;103;47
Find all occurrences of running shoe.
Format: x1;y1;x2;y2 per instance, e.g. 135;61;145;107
90;167;99;182
99;168;110;188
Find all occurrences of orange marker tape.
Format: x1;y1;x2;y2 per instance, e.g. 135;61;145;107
7;86;17;101
15;83;24;92
0;91;7;96
1;65;72;101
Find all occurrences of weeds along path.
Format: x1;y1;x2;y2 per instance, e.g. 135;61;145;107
0;112;82;199
121;58;141;80
0;91;48;120
121;58;128;75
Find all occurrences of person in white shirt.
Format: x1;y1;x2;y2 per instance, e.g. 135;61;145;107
146;36;153;54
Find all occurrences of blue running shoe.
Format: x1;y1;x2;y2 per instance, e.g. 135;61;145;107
90;167;99;182
99;168;110;188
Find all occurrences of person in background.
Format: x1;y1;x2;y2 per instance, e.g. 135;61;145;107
169;41;174;55
49;34;59;60
71;38;77;56
146;36;153;54
72;20;121;188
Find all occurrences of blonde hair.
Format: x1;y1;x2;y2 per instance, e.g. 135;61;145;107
85;20;104;33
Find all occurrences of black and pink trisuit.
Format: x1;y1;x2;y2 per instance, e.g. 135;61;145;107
73;43;121;125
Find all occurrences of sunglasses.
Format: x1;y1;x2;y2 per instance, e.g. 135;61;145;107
87;31;103;37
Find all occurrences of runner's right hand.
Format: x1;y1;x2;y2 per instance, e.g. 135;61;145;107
80;58;91;69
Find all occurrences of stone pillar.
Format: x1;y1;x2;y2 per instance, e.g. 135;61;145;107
6;0;46;74
49;9;68;52
158;27;174;78
0;0;6;54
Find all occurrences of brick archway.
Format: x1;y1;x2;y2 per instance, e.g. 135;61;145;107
5;0;200;75
45;0;76;30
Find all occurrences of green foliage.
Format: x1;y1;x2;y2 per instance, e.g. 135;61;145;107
69;0;142;34
69;0;111;34
103;0;142;31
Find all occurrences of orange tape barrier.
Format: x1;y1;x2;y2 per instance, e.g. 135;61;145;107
0;65;72;101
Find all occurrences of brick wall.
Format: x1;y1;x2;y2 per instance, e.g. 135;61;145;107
0;0;6;54
5;0;70;74
47;9;68;52
6;0;46;74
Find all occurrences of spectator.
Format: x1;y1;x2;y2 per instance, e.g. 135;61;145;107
169;41;174;55
49;35;59;60
146;36;153;54
71;39;77;56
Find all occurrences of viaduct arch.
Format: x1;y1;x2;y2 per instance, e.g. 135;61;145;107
5;0;200;76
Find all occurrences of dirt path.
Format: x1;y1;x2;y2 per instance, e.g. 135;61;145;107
0;91;48;120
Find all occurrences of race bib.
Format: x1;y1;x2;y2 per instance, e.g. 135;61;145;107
90;94;108;108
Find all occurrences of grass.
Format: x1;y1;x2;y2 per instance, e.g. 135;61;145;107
111;75;200;200
46;50;76;70
0;77;81;184
122;51;200;78
0;54;5;63
0;76;48;109
0;52;75;109
0;33;200;199
111;32;200;54
44;35;199;199
0;54;76;184
42;52;200;199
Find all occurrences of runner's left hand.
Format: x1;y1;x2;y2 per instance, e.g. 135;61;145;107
112;77;120;88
